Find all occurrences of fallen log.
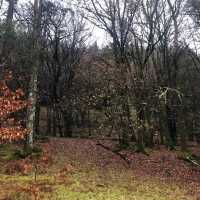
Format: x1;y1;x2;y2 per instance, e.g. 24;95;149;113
185;156;200;167
96;142;131;166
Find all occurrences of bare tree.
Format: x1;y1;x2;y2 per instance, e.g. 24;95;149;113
39;0;88;137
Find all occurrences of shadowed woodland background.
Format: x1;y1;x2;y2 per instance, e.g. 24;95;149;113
4;0;199;151
1;0;200;199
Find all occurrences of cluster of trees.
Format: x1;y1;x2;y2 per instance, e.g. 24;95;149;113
81;0;200;150
0;0;200;151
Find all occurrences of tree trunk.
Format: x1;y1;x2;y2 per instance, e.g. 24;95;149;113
34;101;40;135
26;0;42;148
0;0;15;66
166;105;177;146
158;114;164;145
57;110;63;137
63;112;73;137
52;105;57;136
47;106;52;135
26;63;38;148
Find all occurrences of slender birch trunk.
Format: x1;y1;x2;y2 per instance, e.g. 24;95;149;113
26;0;42;148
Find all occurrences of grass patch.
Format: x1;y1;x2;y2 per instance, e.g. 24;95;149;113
0;167;194;200
0;140;196;200
15;145;43;159
50;170;192;200
0;144;20;161
0;144;43;162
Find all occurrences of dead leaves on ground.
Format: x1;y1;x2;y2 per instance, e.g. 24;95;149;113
1;138;200;199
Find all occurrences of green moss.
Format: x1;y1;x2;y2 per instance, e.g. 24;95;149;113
0;144;20;160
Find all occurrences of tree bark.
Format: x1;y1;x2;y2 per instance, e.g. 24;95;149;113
0;0;15;66
35;102;40;135
26;0;42;148
63;111;73;137
47;106;52;135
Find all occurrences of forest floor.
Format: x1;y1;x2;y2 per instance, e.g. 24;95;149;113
0;138;200;200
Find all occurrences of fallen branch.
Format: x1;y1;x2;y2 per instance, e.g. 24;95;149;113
96;142;131;166
185;156;200;167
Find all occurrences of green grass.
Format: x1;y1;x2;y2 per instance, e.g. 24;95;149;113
0;144;19;161
0;168;194;200
0;143;43;162
51;171;191;200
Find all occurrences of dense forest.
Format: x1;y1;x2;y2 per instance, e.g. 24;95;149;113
1;0;200;199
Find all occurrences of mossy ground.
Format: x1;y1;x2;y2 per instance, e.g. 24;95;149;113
0;144;18;161
0;170;193;200
0;140;197;200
